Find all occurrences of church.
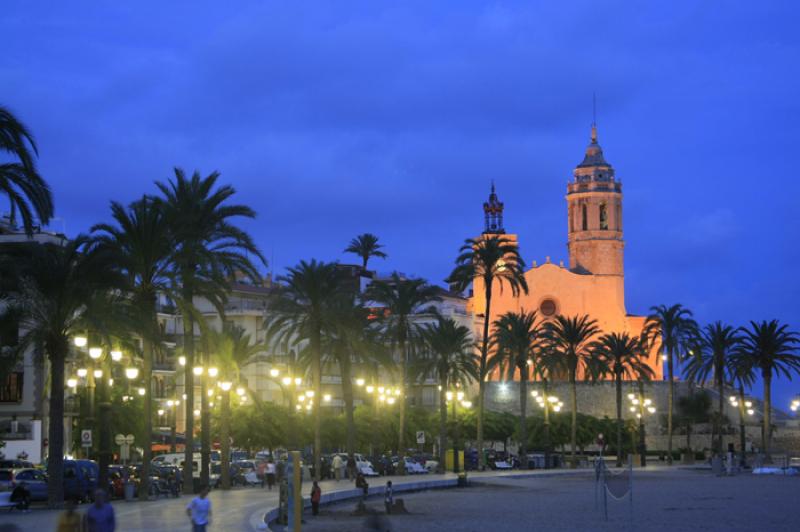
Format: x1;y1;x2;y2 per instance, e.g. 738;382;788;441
469;124;663;381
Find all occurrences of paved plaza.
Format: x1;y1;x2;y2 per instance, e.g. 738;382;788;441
0;467;797;531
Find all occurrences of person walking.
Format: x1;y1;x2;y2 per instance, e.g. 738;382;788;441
332;454;344;482
86;489;115;532
347;455;357;481
266;459;277;490
310;481;322;516
57;499;82;532
384;481;393;514
186;485;212;532
356;472;369;501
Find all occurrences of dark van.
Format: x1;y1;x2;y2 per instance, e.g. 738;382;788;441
63;459;98;501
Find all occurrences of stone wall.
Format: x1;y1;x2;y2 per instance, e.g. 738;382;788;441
481;381;800;453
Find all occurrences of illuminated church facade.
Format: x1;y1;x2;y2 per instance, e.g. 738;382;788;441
469;125;663;381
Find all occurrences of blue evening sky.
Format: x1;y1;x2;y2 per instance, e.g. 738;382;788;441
4;2;800;409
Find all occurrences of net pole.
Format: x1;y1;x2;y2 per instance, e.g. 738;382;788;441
603;457;608;521
628;456;633;527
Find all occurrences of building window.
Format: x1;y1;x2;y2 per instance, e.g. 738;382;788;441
616;203;621;231
599;203;608;230
0;372;23;403
581;204;588;231
539;299;557;317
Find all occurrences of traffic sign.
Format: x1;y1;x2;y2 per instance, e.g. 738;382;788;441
114;434;125;445
124;434;135;445
81;429;92;448
416;431;425;444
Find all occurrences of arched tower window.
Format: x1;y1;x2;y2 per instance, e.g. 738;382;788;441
615;202;621;231
581;204;588;231
569;205;574;233
599;203;608;230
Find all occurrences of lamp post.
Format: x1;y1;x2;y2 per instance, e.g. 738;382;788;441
628;385;656;467
730;394;756;467
446;390;471;474
533;388;562;469
165;399;179;453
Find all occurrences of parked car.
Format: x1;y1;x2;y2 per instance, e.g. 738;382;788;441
0;468;48;501
414;454;439;472
393;456;428;474
0;459;34;470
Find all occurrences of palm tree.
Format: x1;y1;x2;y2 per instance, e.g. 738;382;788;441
592;332;654;466
737;320;800;458
156;168;264;492
365;273;440;465
0;105;54;234
209;324;262;489
0;237;120;506
344;233;387;270
447;235;527;469
416;317;479;471
644;304;697;464
543;314;600;466
684;322;740;455
266;260;345;481
91;196;173;498
489;311;542;468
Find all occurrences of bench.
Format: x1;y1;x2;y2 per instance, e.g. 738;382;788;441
0;491;16;510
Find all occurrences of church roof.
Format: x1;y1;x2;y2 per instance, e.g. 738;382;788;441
576;125;612;169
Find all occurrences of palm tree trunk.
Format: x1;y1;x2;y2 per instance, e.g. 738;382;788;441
200;366;210;488
46;342;66;507
139;335;154;500
570;369;577;467
312;324;322;481
667;350;674;465
762;372;772;460
182;299;195;494
478;282;493;470
518;365;527;469
543;378;551;469
341;355;355;458
221;391;231;489
737;384;746;467
716;372;724;456
397;337;407;470
97;357;112;494
615;373;623;467
439;378;447;472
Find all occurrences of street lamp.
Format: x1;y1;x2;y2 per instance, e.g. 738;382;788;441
446;391;472;474
533;389;561;468
629;387;656;467
208;367;219;378
270;368;280;378
125;368;139;380
219;381;233;392
193;366;204;376
74;336;88;348
110;350;123;362
89;347;103;360
355;378;365;387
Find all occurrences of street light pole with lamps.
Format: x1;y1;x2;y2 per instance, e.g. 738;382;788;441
628;384;656;467
533;389;562;469
446;390;471;474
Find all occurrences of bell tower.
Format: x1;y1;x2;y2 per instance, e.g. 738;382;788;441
483;182;505;234
566;124;624;276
